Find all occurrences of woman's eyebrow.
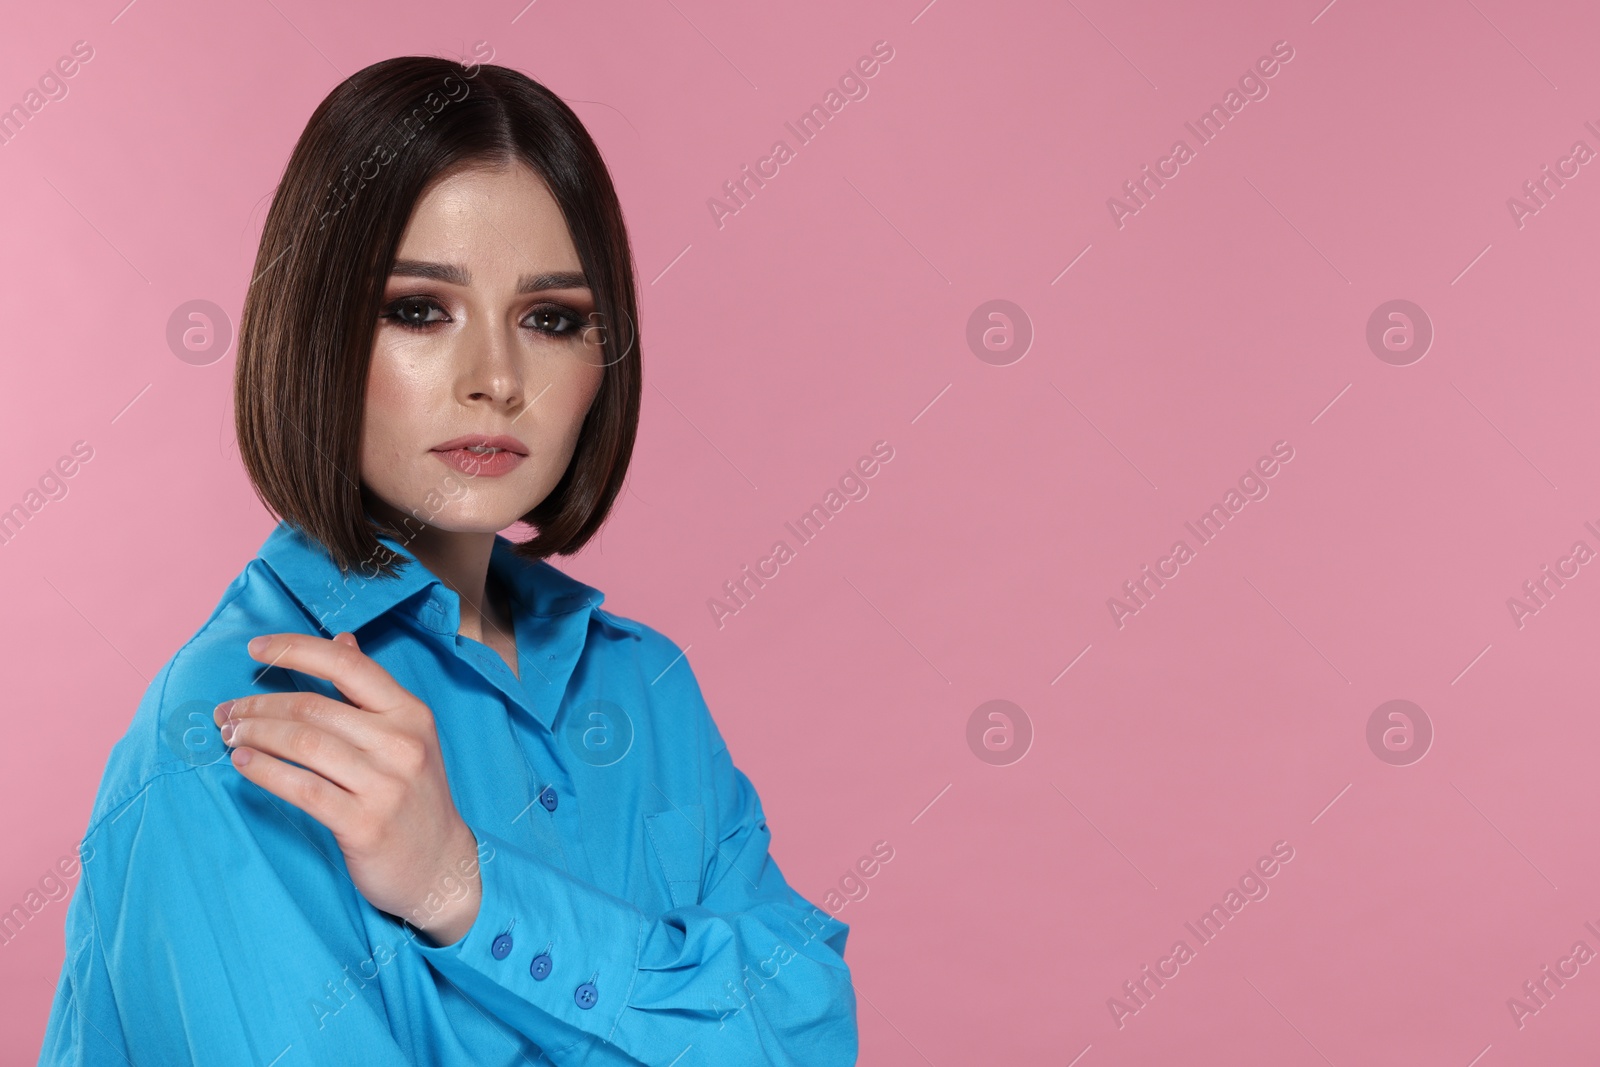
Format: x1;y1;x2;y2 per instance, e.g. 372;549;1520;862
388;259;590;293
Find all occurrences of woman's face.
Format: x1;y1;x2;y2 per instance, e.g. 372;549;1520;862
360;160;607;536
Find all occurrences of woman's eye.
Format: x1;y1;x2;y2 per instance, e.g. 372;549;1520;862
380;299;584;337
382;298;447;329
526;305;583;337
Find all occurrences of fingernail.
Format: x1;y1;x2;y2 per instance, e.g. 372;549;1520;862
247;636;270;655
232;748;253;767
220;721;235;745
213;700;234;724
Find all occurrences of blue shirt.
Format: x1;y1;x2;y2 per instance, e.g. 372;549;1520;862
37;522;856;1065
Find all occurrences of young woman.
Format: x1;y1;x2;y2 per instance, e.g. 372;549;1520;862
38;53;856;1066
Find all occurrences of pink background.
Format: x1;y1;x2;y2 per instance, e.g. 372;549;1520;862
4;0;1599;1062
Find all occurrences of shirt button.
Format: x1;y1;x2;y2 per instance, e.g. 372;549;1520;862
574;982;598;1010
530;953;552;981
491;933;514;960
538;786;558;812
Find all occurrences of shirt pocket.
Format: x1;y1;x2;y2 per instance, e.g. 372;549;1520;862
643;804;706;910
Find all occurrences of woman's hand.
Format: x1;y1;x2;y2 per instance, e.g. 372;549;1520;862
213;631;482;946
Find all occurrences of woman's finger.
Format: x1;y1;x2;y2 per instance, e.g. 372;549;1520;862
227;743;359;834
216;691;391;755
223;715;372;795
246;632;415;718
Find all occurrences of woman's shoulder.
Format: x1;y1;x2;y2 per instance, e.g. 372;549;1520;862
522;555;723;734
84;555;311;833
517;552;687;667
562;577;702;688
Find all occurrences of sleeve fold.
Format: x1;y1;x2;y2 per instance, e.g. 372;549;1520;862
36;767;415;1066
413;745;857;1066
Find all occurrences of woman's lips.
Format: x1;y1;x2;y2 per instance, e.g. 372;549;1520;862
432;434;527;454
430;448;527;477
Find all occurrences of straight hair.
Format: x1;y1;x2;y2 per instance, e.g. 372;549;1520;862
235;53;640;578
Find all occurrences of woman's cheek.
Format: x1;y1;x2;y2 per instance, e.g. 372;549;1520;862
360;353;430;495
364;350;440;447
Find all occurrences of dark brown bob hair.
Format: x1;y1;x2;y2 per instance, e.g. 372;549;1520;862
235;53;640;579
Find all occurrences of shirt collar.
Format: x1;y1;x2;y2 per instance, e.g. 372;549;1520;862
256;521;609;637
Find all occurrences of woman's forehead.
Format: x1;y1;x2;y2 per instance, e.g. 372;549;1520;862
394;167;581;280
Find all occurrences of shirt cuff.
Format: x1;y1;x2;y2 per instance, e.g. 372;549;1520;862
409;826;647;1046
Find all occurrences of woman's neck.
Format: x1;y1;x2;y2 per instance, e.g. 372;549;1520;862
366;504;508;646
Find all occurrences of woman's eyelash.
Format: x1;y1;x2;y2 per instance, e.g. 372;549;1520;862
379;298;447;330
379;296;586;337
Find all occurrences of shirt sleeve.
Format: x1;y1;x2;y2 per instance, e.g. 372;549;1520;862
35;883;130;1066
411;738;859;1066
36;765;418;1066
